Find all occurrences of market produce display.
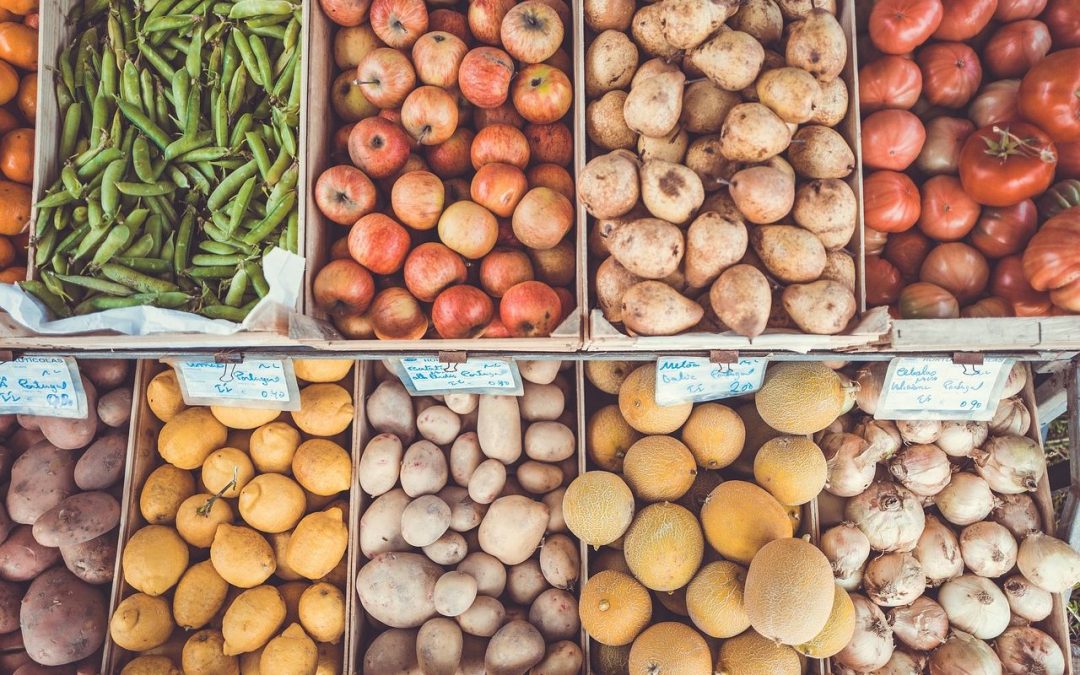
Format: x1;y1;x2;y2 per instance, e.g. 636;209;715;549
0;0;37;282
356;359;584;673
312;0;577;340
582;0;859;338
23;0;302;320
0;359;132;672
108;359;354;674
860;0;1080;318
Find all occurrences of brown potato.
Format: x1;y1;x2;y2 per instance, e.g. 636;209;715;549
20;568;106;667
719;103;792;162
756;68;821;124
578;150;640;220
585;30;639;97
32;491;120;547
74;433;126;491
7;443;77;525
585;0;635;31
793;179;857;249
729;166;795;224
751;224;828;283
729;0;784;44
787;126;855;178
701;191;745;222
623;70;685;139
640;160;704;224
630;3;679;58
710;264;772;337
0;526;61;581
786;9;847;82
595;257;643;323
587;91;637;151
688;28;765;91
782;280;857;334
812;77;849;126
821;250;856;291
80;359;130;390
608;219;685;279
621;281;705;336
660;0;734;50
531;641;585;675
638;128;689;164
356;552;441;628
630;58;682;90
539;534;580;590
681;81;741;134
778;0;836;20
485;620;546;675
685;212;748;289
685;135;739;192
60;533;117;585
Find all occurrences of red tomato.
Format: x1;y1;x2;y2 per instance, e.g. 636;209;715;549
899;282;961;318
1049;277;1080;312
993;0;1046;20
993;254;1053;314
859;56;924;112
1022;206;1080;290
918;42;983;108
864;170;922;233
969;199;1039;258
1057;141;1080;178
984;20;1051;79
868;0;944;54
919;242;990;302
968;79;1021;128
1043;0;1080;48
934;0;998;40
915;116;975;175
861;109;927;170
1018;49;1080;143
958;122;1058;206
866;255;904;305
885;228;934;278
1038;179;1080;219
918;175;982;240
962;296;1016;317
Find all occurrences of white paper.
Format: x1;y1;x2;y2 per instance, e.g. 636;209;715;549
654;357;767;406
171;358;301;410
876;357;1014;421
0;356;87;418
392;357;523;396
0;248;304;336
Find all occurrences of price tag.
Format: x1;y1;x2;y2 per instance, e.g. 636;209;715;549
392;357;523;396
0;356;87;418
171;359;301;410
654;357;768;406
876;357;1013;421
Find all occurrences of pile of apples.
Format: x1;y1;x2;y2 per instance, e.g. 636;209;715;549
313;0;577;341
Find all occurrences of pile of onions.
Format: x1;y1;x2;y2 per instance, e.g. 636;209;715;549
864;552;926;607
821;523;871;591
888;444;953;496
974;435;1046;494
835;594;894;672
914;515;964;586
1016;532;1080;593
846;481;926;552
936;421;989;458
1002;574;1053;623
929;630;1003;675
994;626;1066;675
873;649;927;675
990;493;1041;539
989;397;1031;436
935;472;998;526
854;418;902;462
897;419;942;444
855;363;887;415
1000;362;1028;398
889;596;949;651
938;575;1011;640
822;432;882;498
959;521;1018;578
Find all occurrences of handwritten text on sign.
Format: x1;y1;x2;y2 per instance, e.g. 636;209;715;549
876;357;1013;421
174;359;300;410
396;358;522;396
0;356;87;418
655;357;768;406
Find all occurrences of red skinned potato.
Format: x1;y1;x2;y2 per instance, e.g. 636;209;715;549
0;526;62;582
79;359;130;390
32;492;121;548
20;567;107;666
0;579;20;632
74;434;127;491
60;534;117;585
96;388;132;428
31;378;99;451
6;443;77;525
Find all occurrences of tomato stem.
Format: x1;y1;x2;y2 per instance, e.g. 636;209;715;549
986;125;1057;164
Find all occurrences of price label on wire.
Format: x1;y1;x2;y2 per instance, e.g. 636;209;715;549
170;358;301;410
391;357;523;396
654;357;767;406
876;357;1013;421
0;356;88;418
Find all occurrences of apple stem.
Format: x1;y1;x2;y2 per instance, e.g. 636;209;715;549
684;77;709;85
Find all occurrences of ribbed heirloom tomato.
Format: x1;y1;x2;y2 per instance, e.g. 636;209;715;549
918;175;981;240
859;56;923;112
958;122;1057;206
983;20;1051;79
994;254;1052;315
1022;207;1080;294
1018;49;1080;142
868;0;944;54
1043;0;1080;48
864;170;921;233
861;109;926;171
932;0;996;40
917;42;983;109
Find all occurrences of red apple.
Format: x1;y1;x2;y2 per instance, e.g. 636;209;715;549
526;163;574;200
529;239;575;286
403;242;468;302
332;71;378;122
334;25;383;69
378;152;428;194
534;0;571;27
500;280;561;337
401;85;459;145
524;122;572;166
470;163;528;218
377;108;419;152
411;31;468;87
333;123;355;159
315;165;377;225
458;47;515;109
320;0;372;27
512;186;573;250
313;258;376;317
437;201;499;259
480;247;534;297
424;128;473;178
432;285;495;338
471;124;530;170
348;213;411;274
500;1;564;64
369;0;428;48
511;64;572;124
334;310;376;338
348;117;411;178
467;0;516;45
355;47;416;108
544;48;572;74
429;9;470;43
473;102;525;129
370;287;429;339
482;316;511;338
392;170;445;230
330;236;351;259
444;178;471;204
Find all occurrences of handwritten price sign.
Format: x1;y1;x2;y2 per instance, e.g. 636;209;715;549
172;359;300;410
0;356;88;418
654;357;767;406
393;357;523;396
876;357;1013;421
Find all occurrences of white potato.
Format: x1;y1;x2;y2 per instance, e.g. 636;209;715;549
401;495;452;547
366;381;416;443
358;433;403;497
434;571;479;618
528;589;580;641
518;361;561;385
477;396;522;464
439;486;487;533
423;531;469;565
400;441;448;497
444;393;478;415
524;422;576;462
507;560;550;605
539;534;580;590
543;487;568;533
417;618;463;675
520;383;566;422
417;406;462;446
363;629;419;675
450;432;483;487
478;496;550;566
485;620;545;675
456;596;506;637
468;459;507;505
456;552;507;597
356;552;442;628
360;489;411;558
516;461;565;494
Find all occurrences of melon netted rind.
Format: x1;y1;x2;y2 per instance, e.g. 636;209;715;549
618;364;693;434
622;502;704;592
754;362;855;435
680;402;746;470
796;584;856;658
715;629;802;675
622;435;698;502
586;404;642;473
628;622;713;675
562;471;635;547
686;560;751;638
753;435;828;506
700;481;793;565
743;538;836;645
579;570;653;647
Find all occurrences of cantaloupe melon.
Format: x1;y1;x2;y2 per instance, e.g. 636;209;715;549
676;470;723;515
618;365;693;434
587;405;641;473
623;503;704;592
680;403;745;470
715;629;801;675
563;472;635;547
700;481;792;565
586;360;635;395
685;561;750;638
592;643;632;675
743;537;836;645
622;436;697;502
579;570;653;647
628;622;712;675
653;586;688;617
753;436;828;506
754;363;857;435
796;584;856;658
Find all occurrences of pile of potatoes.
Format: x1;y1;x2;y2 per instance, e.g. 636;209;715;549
108;359;356;675
358;359;583;674
582;0;860;337
0;359;133;673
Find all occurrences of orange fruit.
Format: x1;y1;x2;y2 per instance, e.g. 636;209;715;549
0;127;32;183
0;22;36;70
0;107;18;134
628;622;713;674
15;71;33;121
0;265;25;282
0;60;15;105
0;179;28;234
0;0;35;17
0;234;15;267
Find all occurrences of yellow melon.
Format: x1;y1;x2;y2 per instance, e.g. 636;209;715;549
700;481;792;565
628;622;712;674
587;404;642;472
753;436;827;506
676;470;723;515
796;584;856;658
754;363;857;435
586;360;635;394
715;629;801;675
618;364;692;434
563;471;636;547
623;502;703;592
622;436;697;502
743;538;836;645
680;403;745;469
685;561;750;638
579;570;653;647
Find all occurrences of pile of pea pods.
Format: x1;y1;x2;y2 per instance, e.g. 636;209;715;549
24;0;302;321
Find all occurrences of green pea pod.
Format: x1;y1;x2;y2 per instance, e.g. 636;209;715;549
109;109;124;150
178;146;230;163
264;146;290;187
229;0;294;18
245;130;271;179
73;29;96;92
231;30;262;87
228;112;254;149
242;191;295;245
152;292;192;309
72;205;89;225
143;14;198;32
283;17;299;51
107;12;124;62
166;164;192;190
224;266;249;306
206;41;224;89
100;262;180;293
146;0;179;21
117;100;170;150
184;84;202;138
54;273;134;296
247;24;285;44
180;163;212;194
59;46;77;99
147;194;178;225
205;19;227;43
272;48;297;97
86;198;104;231
204;218;233;243
74;292;165;315
75;147;123;179
132;136;156;183
120;125;137;156
138;42;177;81
208;159;259;210
52;206;69;233
89;91;108;147
193;160;216;183
160;233;176;265
140;68;157;124
90;225;132;269
188;265;236;279
185;24;204;82
100;159;128;221
244;13;289;27
167;35;191;55
119;2;136;55
164;130;213;161
124;208;150;234
268;162;298;207
245;261;269;298
55;223;90;256
121;232;155;259
99;47;117;100
116;256;172;275
227;63;249;117
20;281;72;318
200;303;249;321
174;208;195;272
222;34;240;92
34;228;57;269
192;253;246;266
248;33;273;93
60;165;83;198
33;205;54;238
199;240;240;255
285;209;297;254
73;223;112;261
116;181;176;197
145;214;164;258
41;271;72;302
119;60;141;110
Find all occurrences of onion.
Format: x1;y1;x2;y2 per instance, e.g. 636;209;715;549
855;363;887;415
846;481;926;552
937;421;989;458
854;419;903;462
915;514;964;586
939;575;1012;639
889;443;953;496
1002;574;1053;623
974;435;1046;494
930;631;1004;675
935;472;998;526
865;551;926;607
889;596;949;650
989;398;1031;436
1000;362;1028;398
873;649;928;675
822;523;871;589
822;432;882;497
994;626;1065;675
960;521;1018;578
897;419;942;445
836;594;895;672
1016;532;1080;593
990;493;1041;539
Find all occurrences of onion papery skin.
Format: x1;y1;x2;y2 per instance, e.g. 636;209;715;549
874;649;928;675
865;551;927;607
930;630;1004;675
937;421;989;458
855;363;887;415
854;419;903;462
989;398;1031;436
935;472;999;526
914;514;965;586
846;481;926;552
938;575;1012;640
974;435;1046;494
889;443;953;496
897;419;942;444
822;522;872;586
822;432;883;498
835;594;895;672
1016;532;1080;593
1002;574;1053;623
959;521;1019;578
889;596;950;651
1001;363;1028;398
993;626;1065;675
990;493;1041;539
